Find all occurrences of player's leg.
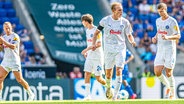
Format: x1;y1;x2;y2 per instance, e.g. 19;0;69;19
83;59;92;100
104;52;115;99
112;49;126;100
84;71;92;100
94;59;106;86
165;49;176;99
165;68;175;99
13;71;35;100
113;67;122;100
0;66;8;100
154;65;170;98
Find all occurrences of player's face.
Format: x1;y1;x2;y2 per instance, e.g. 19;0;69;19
82;21;88;28
157;7;167;17
113;5;123;18
3;23;12;35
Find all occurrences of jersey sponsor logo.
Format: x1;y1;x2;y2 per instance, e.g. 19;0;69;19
87;39;92;42
158;30;167;35
110;29;121;35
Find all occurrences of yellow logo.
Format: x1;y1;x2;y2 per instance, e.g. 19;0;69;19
146;77;155;88
13;37;18;41
174;25;178;31
97;33;102;39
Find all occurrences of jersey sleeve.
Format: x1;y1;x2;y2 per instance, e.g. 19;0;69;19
171;19;180;36
12;35;20;45
125;20;133;36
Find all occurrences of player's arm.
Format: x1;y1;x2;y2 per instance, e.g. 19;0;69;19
0;36;17;49
152;33;158;44
162;33;180;40
127;34;136;47
92;25;103;50
124;54;134;64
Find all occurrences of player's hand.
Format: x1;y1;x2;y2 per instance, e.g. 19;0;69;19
0;37;3;44
161;34;169;40
130;41;136;47
91;44;96;51
81;49;87;58
152;37;157;44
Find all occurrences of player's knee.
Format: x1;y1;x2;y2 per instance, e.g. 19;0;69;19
166;73;171;77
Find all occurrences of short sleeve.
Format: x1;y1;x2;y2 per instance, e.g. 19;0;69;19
125;21;133;36
12;35;20;45
172;19;180;36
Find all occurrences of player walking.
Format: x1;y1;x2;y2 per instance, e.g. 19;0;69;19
152;3;180;99
91;2;136;100
81;14;107;100
0;22;35;101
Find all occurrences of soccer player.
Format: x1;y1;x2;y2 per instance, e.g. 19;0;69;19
81;14;107;100
152;3;180;99
91;2;136;100
0;22;35;101
121;49;137;99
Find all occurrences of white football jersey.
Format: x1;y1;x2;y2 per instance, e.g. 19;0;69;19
99;15;133;53
156;16;180;50
86;26;103;60
1;32;21;67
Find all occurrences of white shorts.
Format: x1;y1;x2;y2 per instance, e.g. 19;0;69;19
1;62;21;72
84;58;104;76
104;49;126;69
154;49;176;69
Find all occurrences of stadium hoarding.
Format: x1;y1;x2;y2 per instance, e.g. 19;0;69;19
8;66;56;79
24;0;109;65
141;77;184;99
2;79;72;100
73;78;134;100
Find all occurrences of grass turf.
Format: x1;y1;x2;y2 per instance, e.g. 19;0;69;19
1;99;184;104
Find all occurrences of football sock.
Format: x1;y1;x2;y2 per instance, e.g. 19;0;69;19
125;85;134;96
26;88;33;96
167;76;175;96
114;76;122;97
106;78;111;88
158;74;170;89
85;83;91;97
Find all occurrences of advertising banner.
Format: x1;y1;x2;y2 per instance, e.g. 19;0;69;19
2;79;71;100
24;0;109;65
141;77;184;99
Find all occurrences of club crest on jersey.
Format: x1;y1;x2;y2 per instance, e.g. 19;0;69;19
165;25;169;29
120;25;124;29
8;39;11;42
90;34;93;37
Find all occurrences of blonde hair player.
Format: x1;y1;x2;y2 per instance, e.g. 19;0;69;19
0;22;35;101
152;3;180;99
91;2;136;100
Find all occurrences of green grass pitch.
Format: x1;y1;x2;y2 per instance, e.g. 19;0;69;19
1;99;184;104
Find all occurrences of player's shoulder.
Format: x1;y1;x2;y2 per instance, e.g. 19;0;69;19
121;17;129;22
168;16;177;23
156;17;161;22
101;15;111;21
